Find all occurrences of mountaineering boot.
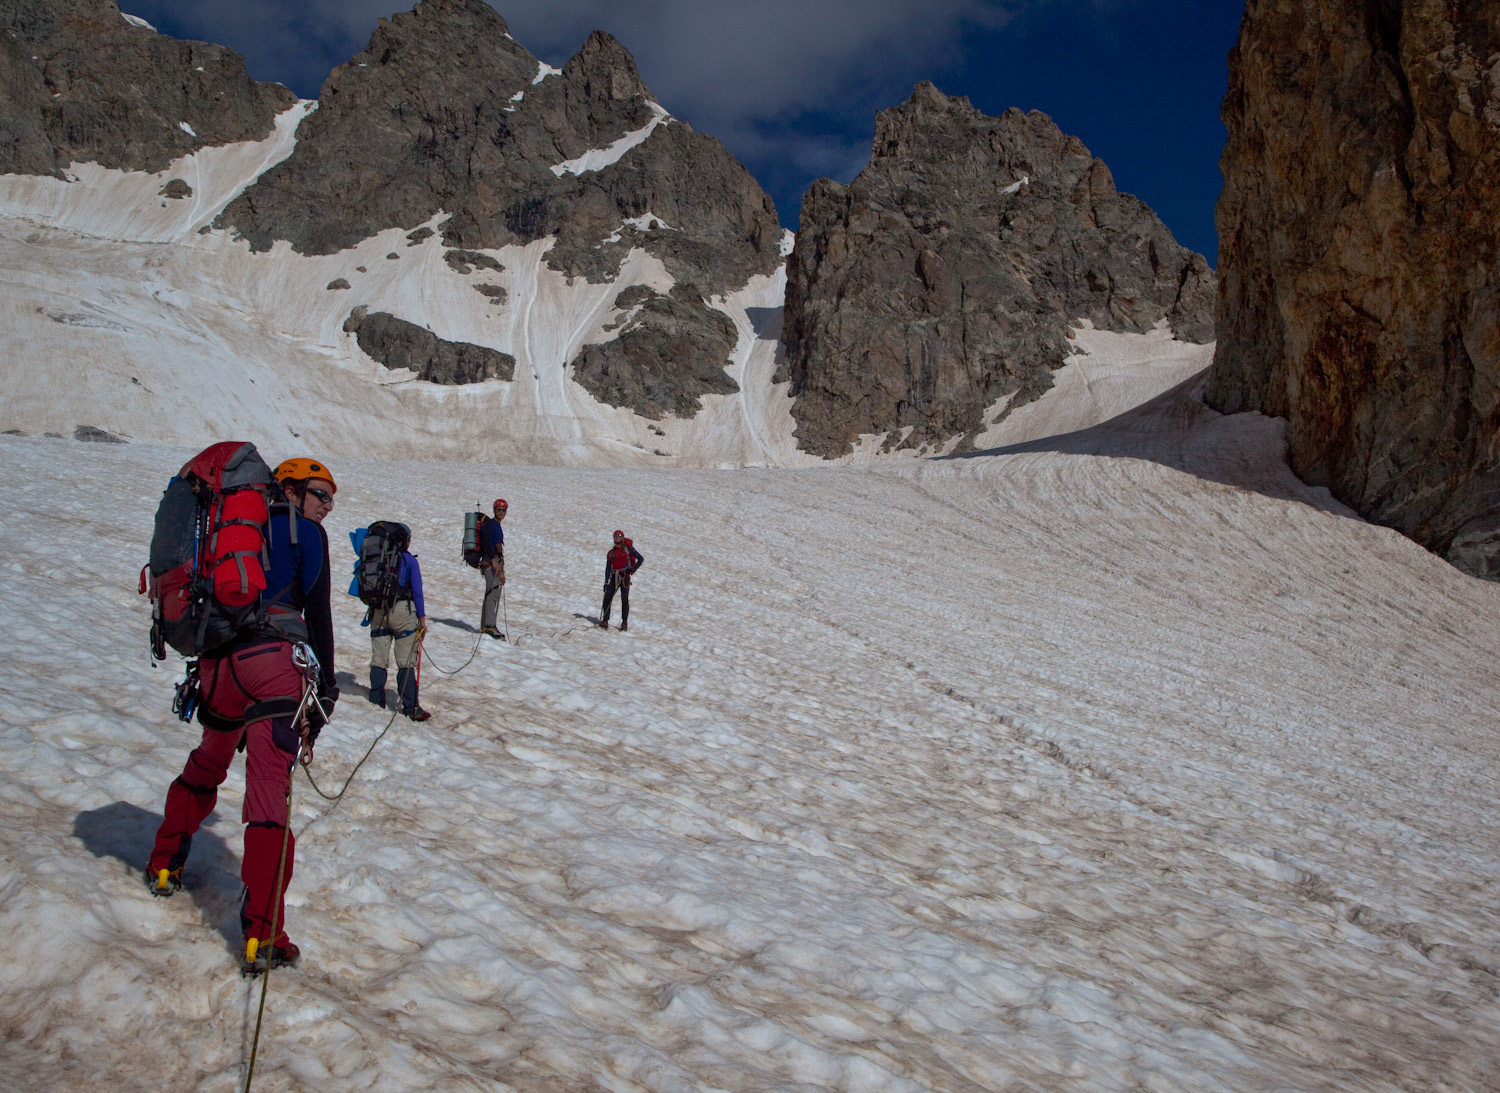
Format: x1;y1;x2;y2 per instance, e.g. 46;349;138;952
241;938;300;977
597;618;610;629
145;865;182;897
368;666;388;708
396;667;431;722
480;625;505;640
619;621;628;631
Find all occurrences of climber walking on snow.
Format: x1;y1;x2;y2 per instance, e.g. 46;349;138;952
144;453;339;973
359;521;430;721
598;529;644;631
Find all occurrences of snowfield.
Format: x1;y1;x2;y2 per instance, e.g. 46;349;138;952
2;98;1498;1093
1;369;1498;1091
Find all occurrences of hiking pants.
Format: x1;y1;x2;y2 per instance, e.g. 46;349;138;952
601;572;631;624
370;599;421;672
480;563;504;630
148;639;306;947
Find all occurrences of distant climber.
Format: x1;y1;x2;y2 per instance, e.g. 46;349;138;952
598;529;644;631
478;498;507;639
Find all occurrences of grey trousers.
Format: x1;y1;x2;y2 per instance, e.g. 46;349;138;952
370;599;420;671
481;564;505;629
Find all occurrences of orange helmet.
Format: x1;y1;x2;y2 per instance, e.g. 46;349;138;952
274;457;337;493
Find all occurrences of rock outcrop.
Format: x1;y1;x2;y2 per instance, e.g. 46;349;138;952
781;83;1214;458
215;0;780;295
1209;0;1500;579
343;307;514;385
571;285;739;418
0;0;294;177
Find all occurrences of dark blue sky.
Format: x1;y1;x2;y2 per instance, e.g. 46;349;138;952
124;0;1242;264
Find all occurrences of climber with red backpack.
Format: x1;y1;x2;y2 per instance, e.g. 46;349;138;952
598;529;644;631
142;449;338;974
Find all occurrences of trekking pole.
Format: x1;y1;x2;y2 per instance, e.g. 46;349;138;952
501;581;510;643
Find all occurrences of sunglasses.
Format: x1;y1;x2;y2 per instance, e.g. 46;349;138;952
305;488;334;503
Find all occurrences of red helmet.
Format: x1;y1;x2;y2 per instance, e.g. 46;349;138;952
493;499;508;510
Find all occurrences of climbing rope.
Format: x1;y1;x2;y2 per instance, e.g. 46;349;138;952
419;626;483;677
299;627;424;805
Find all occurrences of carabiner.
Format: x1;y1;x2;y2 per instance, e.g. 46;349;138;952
291;642;319;675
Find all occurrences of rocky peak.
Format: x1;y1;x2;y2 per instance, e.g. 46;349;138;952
216;1;778;293
526;30;657;164
781;82;1214;458
317;0;536;119
0;0;294;176
567;30;650;103
1208;0;1500;579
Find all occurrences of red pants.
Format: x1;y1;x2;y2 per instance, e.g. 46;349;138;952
149;639;306;946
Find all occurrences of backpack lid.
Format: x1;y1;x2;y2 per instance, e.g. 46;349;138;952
180;441;274;492
367;521;410;549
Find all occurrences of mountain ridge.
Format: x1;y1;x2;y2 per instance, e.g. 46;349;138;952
0;0;1213;471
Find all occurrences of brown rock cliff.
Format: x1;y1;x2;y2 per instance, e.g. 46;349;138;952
1209;0;1500;578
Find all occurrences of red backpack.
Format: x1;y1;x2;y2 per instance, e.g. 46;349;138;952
140;441;276;660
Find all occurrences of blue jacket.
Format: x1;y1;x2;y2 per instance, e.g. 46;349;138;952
480;517;504;560
396;552;426;617
261;502;335;692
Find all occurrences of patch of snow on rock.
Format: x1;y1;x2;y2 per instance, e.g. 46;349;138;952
550;102;671;177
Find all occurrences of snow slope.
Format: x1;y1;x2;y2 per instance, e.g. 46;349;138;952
2;373;1498;1091
0;109;1210;468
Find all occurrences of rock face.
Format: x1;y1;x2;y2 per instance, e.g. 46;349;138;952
782;83;1214;458
214;0;775;416
214;0;779;292
571;285;739;418
0;0;294;177
343;307;515;385
1209;0;1500;579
